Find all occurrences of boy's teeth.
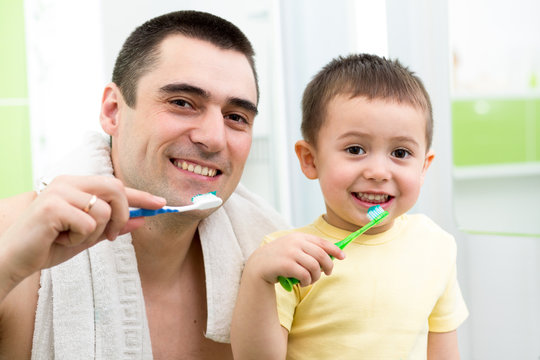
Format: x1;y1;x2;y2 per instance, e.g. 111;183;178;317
174;160;217;177
356;192;389;203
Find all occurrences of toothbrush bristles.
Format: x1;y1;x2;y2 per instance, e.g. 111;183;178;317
191;191;222;209
367;205;387;220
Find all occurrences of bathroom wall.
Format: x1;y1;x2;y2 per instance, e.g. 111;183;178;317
0;0;32;198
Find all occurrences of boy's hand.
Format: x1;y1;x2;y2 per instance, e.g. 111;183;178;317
245;233;346;287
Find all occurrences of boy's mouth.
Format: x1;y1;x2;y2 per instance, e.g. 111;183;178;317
353;192;392;204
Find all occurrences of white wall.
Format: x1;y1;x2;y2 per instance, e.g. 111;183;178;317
386;0;540;358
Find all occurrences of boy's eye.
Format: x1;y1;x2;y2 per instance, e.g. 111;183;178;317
392;148;411;159
346;146;365;155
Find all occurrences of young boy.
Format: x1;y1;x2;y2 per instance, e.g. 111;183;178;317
231;54;468;359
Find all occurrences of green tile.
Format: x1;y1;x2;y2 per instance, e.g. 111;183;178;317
452;98;539;166
0;106;33;197
0;0;28;98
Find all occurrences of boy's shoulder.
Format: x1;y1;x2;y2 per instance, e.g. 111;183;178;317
403;213;449;233
400;213;456;251
263;217;324;244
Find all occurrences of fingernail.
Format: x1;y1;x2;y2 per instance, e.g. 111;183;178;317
153;196;166;203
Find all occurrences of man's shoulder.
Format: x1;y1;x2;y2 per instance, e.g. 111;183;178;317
225;184;289;228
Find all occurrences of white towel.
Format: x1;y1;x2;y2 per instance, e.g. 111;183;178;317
31;132;289;359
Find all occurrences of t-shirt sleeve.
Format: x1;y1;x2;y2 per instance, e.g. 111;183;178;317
275;283;301;332
428;264;469;332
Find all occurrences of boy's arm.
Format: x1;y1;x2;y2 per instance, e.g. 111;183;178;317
427;330;460;360
231;233;344;360
231;262;289;360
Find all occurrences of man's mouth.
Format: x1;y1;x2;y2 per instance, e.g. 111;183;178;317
172;159;220;177
353;192;392;204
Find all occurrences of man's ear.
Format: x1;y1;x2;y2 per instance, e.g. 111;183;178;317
420;149;435;185
295;140;319;180
100;83;123;136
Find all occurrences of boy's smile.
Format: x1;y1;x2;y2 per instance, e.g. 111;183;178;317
296;95;434;234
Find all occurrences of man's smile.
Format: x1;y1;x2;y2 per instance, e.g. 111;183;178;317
171;159;220;177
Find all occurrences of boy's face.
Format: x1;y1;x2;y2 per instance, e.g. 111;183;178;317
295;95;434;234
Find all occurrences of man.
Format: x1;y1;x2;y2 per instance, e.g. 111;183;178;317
0;10;287;359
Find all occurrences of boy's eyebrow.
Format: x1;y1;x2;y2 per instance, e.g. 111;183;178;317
338;131;421;147
159;82;258;115
390;135;420;147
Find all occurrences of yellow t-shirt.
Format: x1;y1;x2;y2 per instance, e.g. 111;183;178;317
266;214;468;360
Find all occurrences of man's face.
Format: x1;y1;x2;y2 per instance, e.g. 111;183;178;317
106;35;258;211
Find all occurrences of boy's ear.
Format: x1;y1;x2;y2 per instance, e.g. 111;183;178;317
100;83;123;136
420;149;435;184
295;140;319;179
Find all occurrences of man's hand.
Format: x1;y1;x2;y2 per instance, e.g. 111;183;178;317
0;175;166;301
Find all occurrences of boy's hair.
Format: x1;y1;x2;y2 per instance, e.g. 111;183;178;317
301;53;433;149
112;10;259;107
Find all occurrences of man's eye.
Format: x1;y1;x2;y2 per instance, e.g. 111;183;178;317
226;113;248;124
171;99;192;108
346;146;365;155
392;148;411;159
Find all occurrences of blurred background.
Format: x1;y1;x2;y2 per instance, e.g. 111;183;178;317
1;0;539;357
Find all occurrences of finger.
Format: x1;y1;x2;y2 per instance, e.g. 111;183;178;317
298;253;324;284
124;187;166;209
303;240;343;276
118;217;146;235
101;185;166;240
78;196;111;245
312;236;346;261
51;201;98;247
90;181;166;240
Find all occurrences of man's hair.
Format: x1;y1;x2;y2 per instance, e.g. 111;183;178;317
112;10;258;107
301;53;433;149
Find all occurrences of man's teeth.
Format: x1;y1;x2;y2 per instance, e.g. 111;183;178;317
174;160;217;177
356;192;389;203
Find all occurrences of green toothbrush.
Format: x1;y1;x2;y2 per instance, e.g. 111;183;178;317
277;205;389;292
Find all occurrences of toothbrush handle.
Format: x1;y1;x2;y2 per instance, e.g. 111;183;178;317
129;208;166;218
278;276;299;292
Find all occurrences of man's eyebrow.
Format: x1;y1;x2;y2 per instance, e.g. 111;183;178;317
159;83;209;98
228;97;258;116
159;83;258;115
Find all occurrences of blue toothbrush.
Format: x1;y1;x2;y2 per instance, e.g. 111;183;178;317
278;205;389;292
129;191;222;218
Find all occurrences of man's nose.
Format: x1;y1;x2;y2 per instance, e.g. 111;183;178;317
189;109;226;153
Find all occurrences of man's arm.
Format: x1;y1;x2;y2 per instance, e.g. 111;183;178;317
0;175;166;302
0;175;166;357
427;330;460;360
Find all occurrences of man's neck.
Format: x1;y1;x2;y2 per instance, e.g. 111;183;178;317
130;215;201;287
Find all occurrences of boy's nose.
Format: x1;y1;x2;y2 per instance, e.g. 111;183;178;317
362;156;391;182
189;109;226;153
